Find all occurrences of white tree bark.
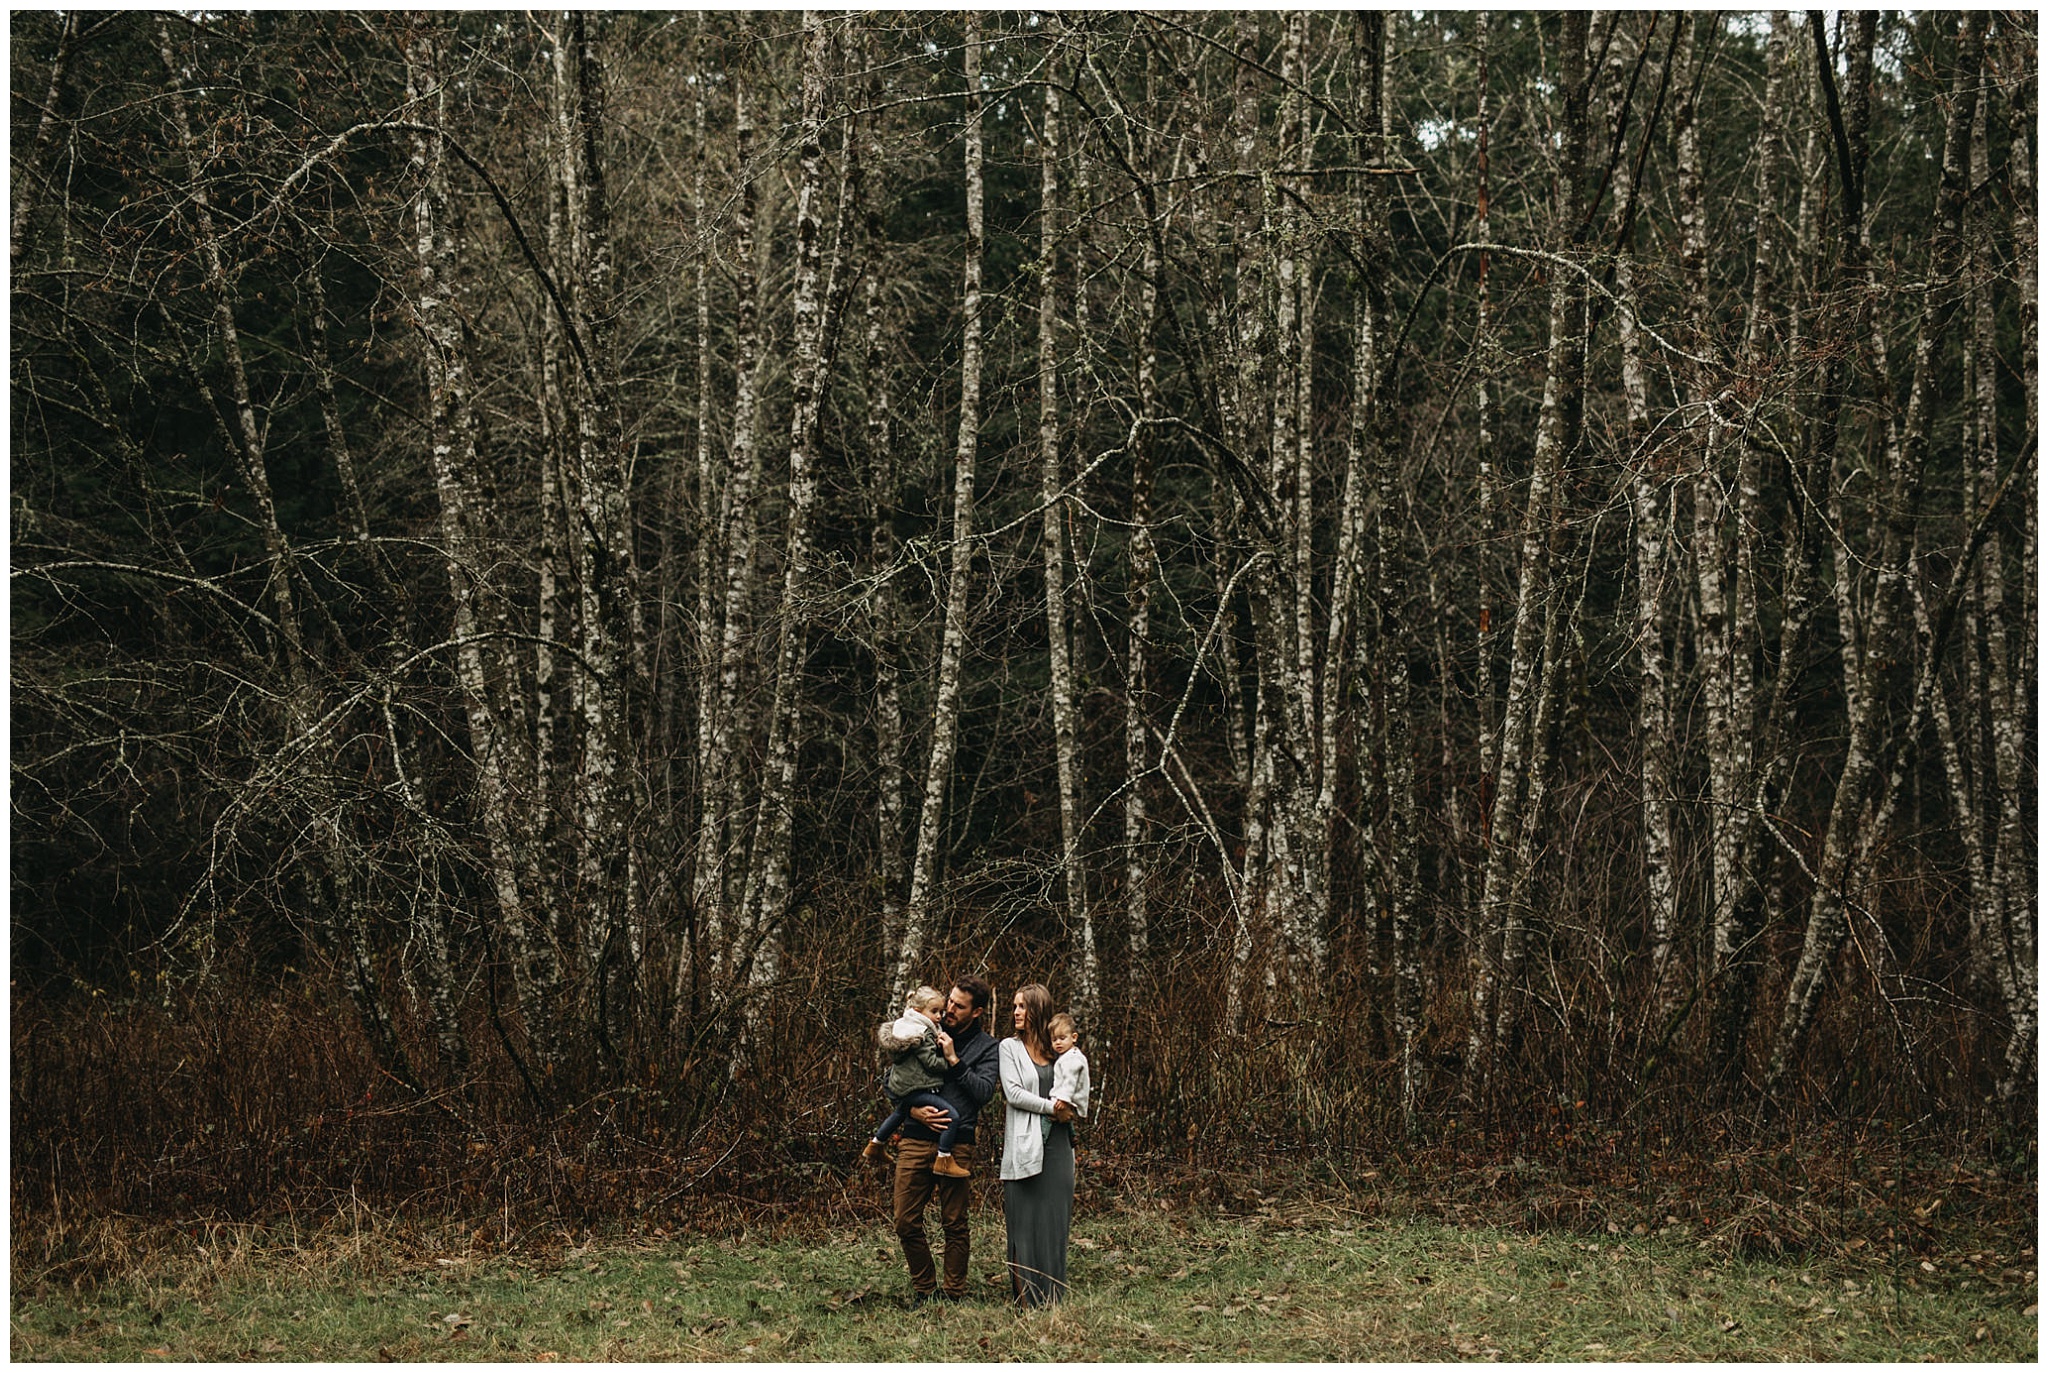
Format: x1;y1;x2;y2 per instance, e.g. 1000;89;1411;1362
893;18;985;999
1036;71;1097;1026
691;73;769;990
554;15;639;973
1120;38;1166;980
1991;19;2037;1105
1222;12;1270;1032
534;33;572;911
1465;12;1590;1105
1472;11;1503;900
1937;21;2036;1108
1677;13;1788;1071
1679;15;1743;1042
1765;15;1981;1090
683;11;717;999
1348;12;1422;1135
12;13;78;269
404;21;558;1075
1267;12;1323;998
735;13;851;1004
1606;19;1679;1008
862;121;908;956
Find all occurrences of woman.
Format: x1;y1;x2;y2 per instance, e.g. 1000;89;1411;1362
998;982;1077;1306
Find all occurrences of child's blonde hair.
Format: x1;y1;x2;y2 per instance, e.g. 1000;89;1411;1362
1049;1012;1078;1042
906;985;945;1015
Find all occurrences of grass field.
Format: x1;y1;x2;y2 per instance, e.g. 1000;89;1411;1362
12;1196;2035;1362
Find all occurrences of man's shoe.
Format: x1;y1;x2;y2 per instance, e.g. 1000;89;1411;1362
907;1289;940;1311
860;1139;887;1162
930;1153;970;1179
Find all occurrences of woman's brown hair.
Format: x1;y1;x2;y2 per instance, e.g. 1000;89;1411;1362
1013;982;1055;1060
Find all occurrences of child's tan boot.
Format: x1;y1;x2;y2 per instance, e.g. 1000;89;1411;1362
931;1153;970;1179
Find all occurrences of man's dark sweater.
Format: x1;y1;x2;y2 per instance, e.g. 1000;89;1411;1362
899;1019;999;1146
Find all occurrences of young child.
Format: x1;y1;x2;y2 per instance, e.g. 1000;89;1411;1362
861;986;968;1176
1045;1012;1091;1139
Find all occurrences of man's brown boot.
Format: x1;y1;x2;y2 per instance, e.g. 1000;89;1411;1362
931;1153;970;1178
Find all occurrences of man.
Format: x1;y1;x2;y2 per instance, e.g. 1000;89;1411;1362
890;976;998;1305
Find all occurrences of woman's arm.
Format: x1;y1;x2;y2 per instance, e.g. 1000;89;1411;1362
998;1039;1058;1115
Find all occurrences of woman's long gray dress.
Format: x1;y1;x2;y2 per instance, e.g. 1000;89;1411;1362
1004;1057;1073;1306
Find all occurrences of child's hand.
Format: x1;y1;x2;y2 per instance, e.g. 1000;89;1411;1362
935;1028;958;1064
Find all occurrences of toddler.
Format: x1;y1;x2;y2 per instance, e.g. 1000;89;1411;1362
860;985;968;1176
1045;1012;1091;1139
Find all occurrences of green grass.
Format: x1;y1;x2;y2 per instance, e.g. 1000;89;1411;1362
12;1204;2036;1361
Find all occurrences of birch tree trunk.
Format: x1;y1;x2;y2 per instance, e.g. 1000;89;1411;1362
682;11;717;1001
1990;19;2037;1106
1347;12;1422;1135
404;19;558;1077
1676;14;1741;1058
1688;13;1790;1075
1120;39;1164;983
1606;18;1679;1010
12;12;78;269
1464;12;1590;1107
734;13;853;1004
862;112;908;960
559;13;640;975
893;17;984;999
1230;12;1331;1023
1036;69;1097;1026
1938;17;2036;1109
1267;12;1323;1001
1694;11;1871;1082
690;69;769;992
1222;11;1271;1033
1764;14;1982;1090
534;27;573;942
1471;12;1502;913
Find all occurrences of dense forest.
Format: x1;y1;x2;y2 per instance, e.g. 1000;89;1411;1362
11;10;2036;1222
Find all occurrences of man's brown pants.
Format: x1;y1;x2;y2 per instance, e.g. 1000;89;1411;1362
892;1139;974;1296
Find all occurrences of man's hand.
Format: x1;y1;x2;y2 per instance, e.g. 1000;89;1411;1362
910;1103;953;1130
935;1028;958;1065
1051;1099;1076;1123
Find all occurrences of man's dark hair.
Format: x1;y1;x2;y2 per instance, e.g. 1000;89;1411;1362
952;975;993;1013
